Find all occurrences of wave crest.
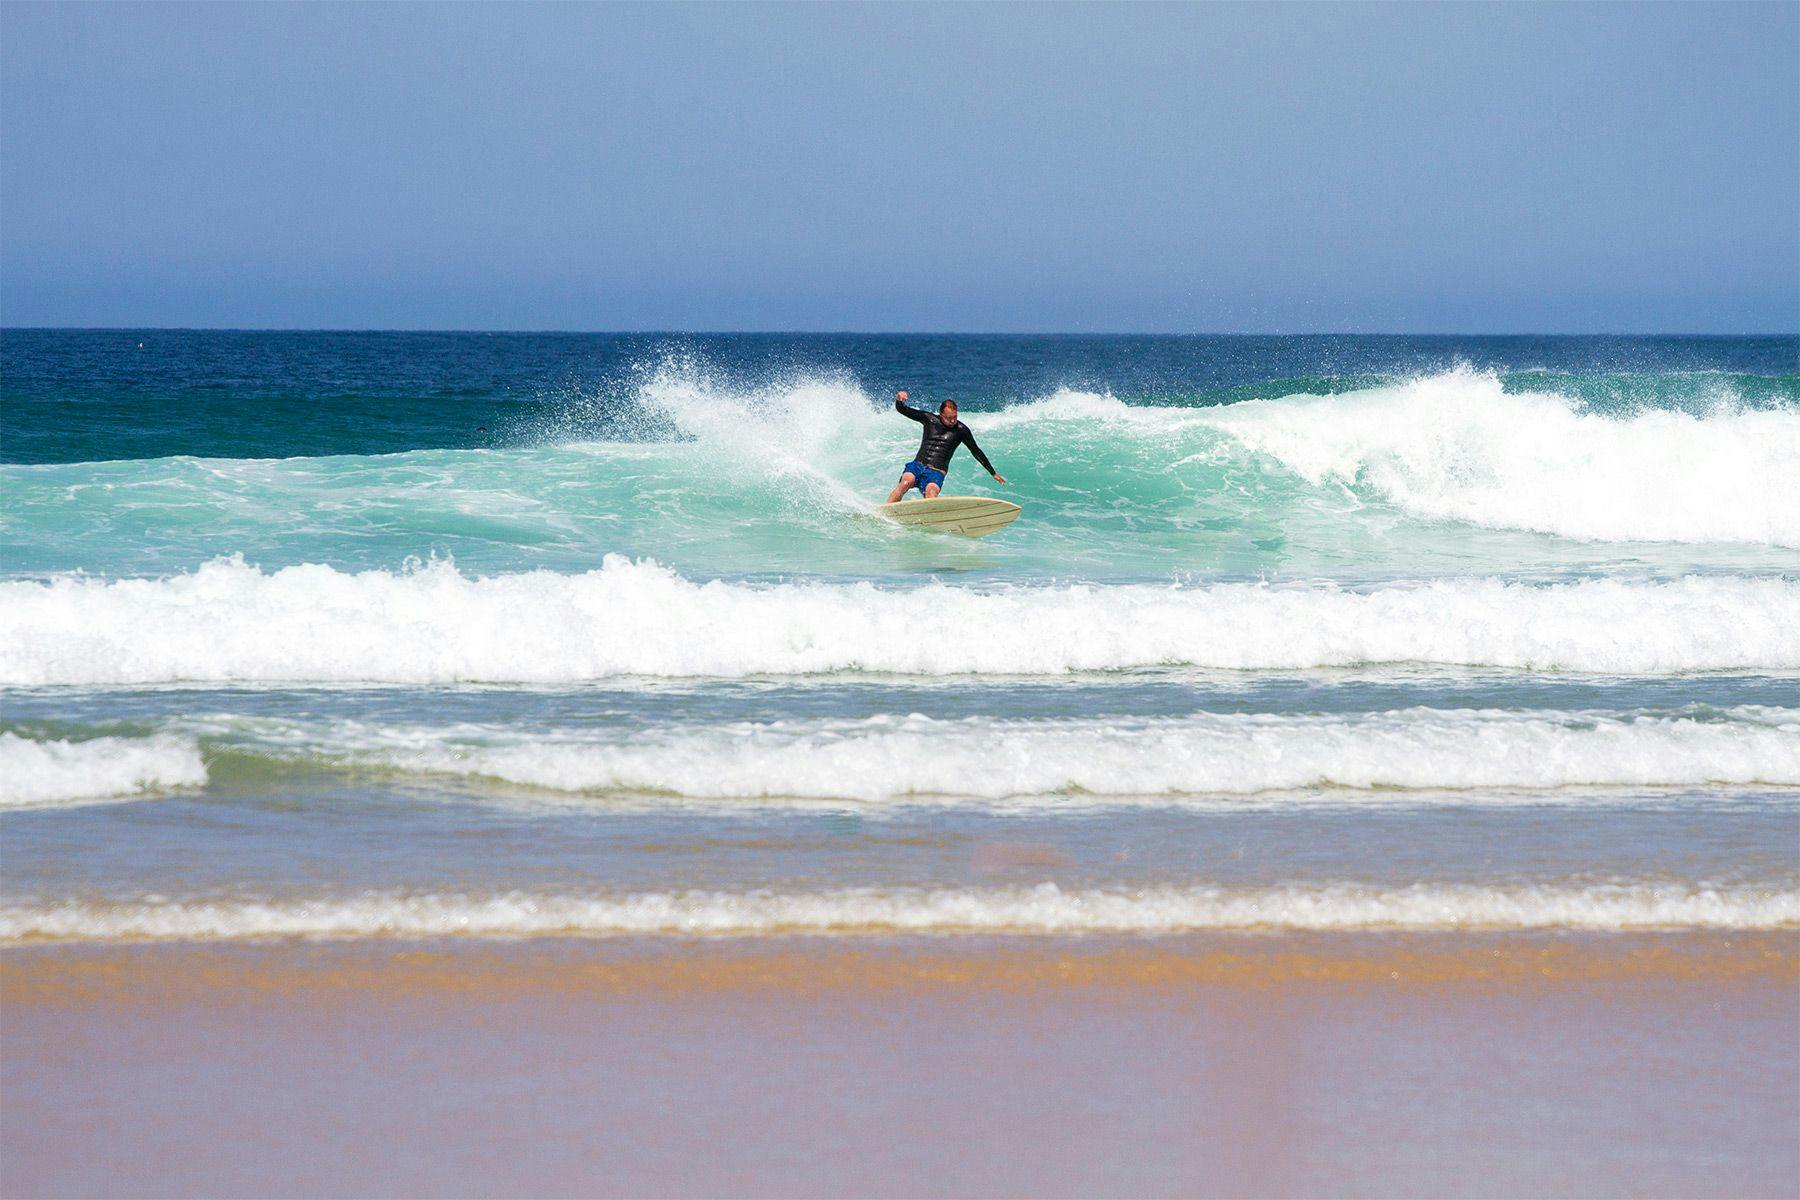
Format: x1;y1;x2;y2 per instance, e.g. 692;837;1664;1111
0;733;207;808
988;369;1800;545
1204;368;1800;545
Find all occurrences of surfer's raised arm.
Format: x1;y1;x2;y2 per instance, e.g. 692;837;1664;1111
894;390;927;422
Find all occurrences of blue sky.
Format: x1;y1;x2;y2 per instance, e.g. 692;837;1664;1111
2;2;1795;332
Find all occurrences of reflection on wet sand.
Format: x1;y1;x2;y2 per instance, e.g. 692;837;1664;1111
4;934;1796;1197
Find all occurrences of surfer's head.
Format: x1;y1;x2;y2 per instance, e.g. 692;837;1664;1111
939;399;958;424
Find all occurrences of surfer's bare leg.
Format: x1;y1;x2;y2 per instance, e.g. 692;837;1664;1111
922;481;941;498
887;473;917;504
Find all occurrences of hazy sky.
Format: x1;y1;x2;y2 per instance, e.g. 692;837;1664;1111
2;2;1796;332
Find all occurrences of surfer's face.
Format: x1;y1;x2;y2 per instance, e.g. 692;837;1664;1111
940;403;958;425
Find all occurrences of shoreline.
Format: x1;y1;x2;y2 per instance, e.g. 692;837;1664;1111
4;929;1796;1001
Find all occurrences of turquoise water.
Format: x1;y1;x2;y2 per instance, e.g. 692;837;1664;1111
2;332;1796;941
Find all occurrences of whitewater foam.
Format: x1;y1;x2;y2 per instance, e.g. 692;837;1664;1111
4;881;1793;943
3;557;1796;685
203;706;1800;803
0;733;207;808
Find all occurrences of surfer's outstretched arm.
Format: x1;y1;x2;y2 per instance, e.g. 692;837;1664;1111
895;390;927;422
961;429;1006;484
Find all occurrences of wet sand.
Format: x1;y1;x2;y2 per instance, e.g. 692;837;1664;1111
4;934;1797;1198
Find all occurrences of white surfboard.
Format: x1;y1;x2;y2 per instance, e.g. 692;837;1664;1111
879;496;1022;537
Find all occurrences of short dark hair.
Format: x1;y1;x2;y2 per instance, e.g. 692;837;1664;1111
939;399;957;413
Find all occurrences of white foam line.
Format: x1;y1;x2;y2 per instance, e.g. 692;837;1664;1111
5;882;1794;943
212;706;1800;802
4;557;1796;684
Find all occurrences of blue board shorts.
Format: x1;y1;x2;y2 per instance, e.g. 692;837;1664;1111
903;460;946;496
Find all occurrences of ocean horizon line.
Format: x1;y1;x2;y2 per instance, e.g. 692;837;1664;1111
4;326;1797;340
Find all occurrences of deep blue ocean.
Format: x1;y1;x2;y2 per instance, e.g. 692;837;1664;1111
2;331;1796;942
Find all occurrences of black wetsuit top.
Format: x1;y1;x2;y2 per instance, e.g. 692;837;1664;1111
896;400;997;475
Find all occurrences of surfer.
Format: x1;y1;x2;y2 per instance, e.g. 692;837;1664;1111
886;391;1006;502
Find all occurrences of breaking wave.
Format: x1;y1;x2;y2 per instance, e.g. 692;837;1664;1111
184;706;1800;803
3;557;1796;684
998;368;1800;546
4;369;1797;589
0;732;207;808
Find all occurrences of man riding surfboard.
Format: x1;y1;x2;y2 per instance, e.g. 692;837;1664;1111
886;390;1007;502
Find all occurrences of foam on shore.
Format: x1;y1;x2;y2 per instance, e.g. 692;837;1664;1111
5;881;1794;943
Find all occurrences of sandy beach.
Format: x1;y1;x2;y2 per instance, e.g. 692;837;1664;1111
6;933;1795;1198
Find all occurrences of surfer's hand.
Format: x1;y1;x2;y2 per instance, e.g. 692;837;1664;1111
993;474;1007;485
896;390;908;402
